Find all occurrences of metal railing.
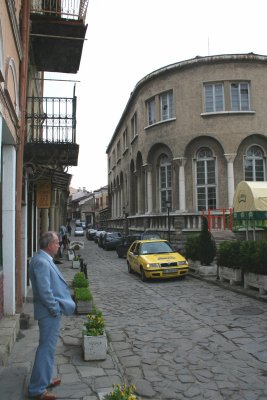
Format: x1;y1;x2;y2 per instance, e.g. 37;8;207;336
26;96;76;144
30;0;89;21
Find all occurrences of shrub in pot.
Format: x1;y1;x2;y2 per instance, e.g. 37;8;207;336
83;308;107;360
217;241;241;268
72;272;88;288
103;384;137;400
198;217;216;266
74;287;93;314
185;235;200;262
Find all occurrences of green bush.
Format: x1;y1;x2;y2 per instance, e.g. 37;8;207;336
217;239;267;275
185;235;200;261
217;241;241;268
72;272;88;288
198;217;216;266
74;287;93;301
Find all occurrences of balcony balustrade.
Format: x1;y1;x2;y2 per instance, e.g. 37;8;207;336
30;0;88;73
24;96;79;167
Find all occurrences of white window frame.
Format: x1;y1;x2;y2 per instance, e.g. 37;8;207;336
147;98;156;125
244;145;265;181
160;91;174;120
231;82;250;111
159;155;172;212
204;83;224;112
195;147;217;211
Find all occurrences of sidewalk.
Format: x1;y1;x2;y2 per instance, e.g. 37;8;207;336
0;250;126;400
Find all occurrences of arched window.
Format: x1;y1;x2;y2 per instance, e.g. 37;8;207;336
159;154;172;212
245;145;265;181
196;147;216;211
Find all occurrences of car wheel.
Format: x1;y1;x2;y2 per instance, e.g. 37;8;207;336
127;262;133;274
140;267;147;282
117;251;123;258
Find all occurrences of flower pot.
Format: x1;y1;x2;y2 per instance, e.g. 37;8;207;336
68;250;75;261
72;260;80;269
83;332;107;361
219;266;242;285
76;300;93;314
244;272;267;295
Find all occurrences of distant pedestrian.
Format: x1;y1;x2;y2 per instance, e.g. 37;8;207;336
28;231;75;400
67;223;72;236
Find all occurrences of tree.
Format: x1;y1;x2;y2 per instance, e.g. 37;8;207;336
198;217;216;265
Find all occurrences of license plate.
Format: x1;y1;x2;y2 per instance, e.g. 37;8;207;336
163;269;178;274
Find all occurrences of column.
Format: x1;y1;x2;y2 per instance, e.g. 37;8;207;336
224;154;236;208
173;157;187;211
143;164;152;213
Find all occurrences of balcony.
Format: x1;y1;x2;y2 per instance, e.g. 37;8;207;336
30;0;89;73
24;96;79;167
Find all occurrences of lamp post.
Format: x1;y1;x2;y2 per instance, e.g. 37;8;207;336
166;200;171;242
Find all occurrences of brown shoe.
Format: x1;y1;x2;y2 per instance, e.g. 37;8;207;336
35;391;56;400
47;378;61;388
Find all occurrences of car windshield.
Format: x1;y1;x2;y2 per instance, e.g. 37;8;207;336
140;241;174;255
76;227;83;231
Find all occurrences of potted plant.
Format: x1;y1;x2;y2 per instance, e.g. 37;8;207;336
241;240;267;294
74;287;93;314
72;272;89;288
72;254;81;269
82;308;107;360
217;241;243;285
103;384;137;400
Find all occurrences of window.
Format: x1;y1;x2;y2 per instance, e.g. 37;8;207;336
204;83;224;112
231;82;250;111
123;129;128;151
112;149;115;167
116;140;121;161
160;91;174;120
131;113;137;139
159;155;172;212
245;145;265;181
147;98;156;125
196;147;216;211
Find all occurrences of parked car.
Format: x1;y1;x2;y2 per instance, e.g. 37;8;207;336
81;220;86;229
116;234;142;258
74;226;84;237
86;228;97;240
127;239;188;281
75;219;82;227
102;232;123;251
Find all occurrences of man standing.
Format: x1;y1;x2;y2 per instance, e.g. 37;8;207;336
28;231;76;400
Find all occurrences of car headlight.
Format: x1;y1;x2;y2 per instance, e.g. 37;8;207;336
178;260;188;265
147;263;160;268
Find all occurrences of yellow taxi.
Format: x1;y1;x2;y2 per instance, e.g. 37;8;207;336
126;239;188;281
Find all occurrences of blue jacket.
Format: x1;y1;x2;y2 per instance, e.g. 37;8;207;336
30;250;75;319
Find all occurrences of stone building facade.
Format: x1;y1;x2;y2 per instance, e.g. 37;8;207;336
106;53;267;241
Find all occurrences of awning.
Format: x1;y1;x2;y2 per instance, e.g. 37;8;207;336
233;181;267;220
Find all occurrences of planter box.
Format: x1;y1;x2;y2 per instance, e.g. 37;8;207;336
219;266;242;285
83;332;107;361
244;272;267;295
76;300;93;314
72;260;80;269
68;250;75;261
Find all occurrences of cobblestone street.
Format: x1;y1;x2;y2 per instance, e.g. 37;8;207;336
77;239;267;400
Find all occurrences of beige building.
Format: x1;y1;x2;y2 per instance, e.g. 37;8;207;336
106;53;267;241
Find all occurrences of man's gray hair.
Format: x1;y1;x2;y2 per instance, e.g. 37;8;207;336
39;231;58;249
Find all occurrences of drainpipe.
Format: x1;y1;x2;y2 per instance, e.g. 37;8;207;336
16;0;30;311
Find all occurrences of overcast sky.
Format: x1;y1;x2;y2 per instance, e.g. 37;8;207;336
45;0;267;192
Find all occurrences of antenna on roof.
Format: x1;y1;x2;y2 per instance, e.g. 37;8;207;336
208;36;210;56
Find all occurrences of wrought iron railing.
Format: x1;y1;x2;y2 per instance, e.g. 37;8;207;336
30;0;89;21
26;96;76;144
